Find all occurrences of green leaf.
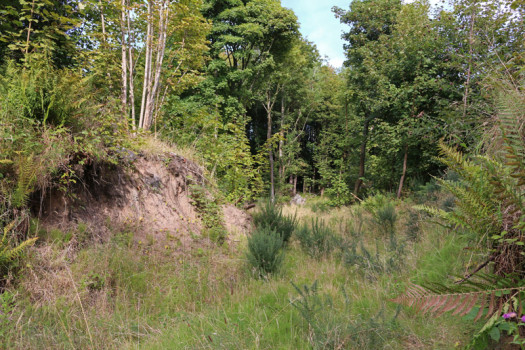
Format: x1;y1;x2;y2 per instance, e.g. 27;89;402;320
488;327;500;342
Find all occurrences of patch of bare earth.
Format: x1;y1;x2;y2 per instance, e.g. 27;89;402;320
31;152;250;249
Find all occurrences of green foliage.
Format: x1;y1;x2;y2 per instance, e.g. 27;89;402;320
10;154;38;209
0;291;15;339
341;203;405;277
246;225;284;276
363;194;398;243
0;220;38;281
252;201;297;244
188;183;227;244
295;218;338;259
405;209;421;242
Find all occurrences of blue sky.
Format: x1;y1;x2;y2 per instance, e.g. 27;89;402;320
281;0;350;68
281;0;443;68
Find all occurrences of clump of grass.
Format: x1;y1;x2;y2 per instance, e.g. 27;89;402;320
295;218;338;259
253;201;297;244
291;281;401;349
246;226;284;276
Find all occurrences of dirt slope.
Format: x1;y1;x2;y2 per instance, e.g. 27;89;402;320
31;151;251;248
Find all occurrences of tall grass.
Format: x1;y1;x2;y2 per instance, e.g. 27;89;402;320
1;194;478;349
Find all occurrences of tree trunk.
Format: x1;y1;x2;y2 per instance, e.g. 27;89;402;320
127;1;136;130
397;144;409;199
24;0;36;56
354;117;370;197
120;0;128;120
279;96;285;182
139;1;153;129
144;0;169;130
293;176;297;196
99;0;107;43
462;12;476;119
267;97;275;202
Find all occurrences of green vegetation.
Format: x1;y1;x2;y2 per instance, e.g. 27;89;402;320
0;0;524;348
246;225;285;276
252;201;297;244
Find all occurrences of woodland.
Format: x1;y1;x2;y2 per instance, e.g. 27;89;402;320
0;0;525;348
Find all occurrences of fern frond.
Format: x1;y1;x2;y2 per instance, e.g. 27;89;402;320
12;153;38;208
392;283;525;320
0;221;37;266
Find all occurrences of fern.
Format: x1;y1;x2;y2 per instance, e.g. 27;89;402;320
0;220;37;268
392;281;525;321
11;153;38;208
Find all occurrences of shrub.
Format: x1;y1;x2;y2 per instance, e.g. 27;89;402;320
295;218;338;259
252;201;297;244
246;226;284;276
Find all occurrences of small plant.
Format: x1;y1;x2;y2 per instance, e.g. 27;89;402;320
246;226;284;277
1;220;37;282
295;218;338;259
252;201;297;244
82;272;105;291
189;183;227;244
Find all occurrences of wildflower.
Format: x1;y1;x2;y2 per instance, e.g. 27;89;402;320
503;312;517;319
522;315;525;323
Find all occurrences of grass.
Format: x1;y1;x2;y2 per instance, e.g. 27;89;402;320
1;194;479;349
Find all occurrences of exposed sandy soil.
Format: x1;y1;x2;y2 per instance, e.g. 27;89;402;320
31;152;251;249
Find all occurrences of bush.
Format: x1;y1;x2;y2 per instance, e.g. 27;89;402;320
246;226;284;276
252;201;297;244
295;218;338;259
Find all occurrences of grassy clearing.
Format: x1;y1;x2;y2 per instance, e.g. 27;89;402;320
2;194;478;349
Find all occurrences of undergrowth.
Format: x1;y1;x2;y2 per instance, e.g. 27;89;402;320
0;194;479;349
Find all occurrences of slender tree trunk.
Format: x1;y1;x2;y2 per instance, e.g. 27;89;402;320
397;144;409;199
127;1;136;130
267;95;275;202
354;117;370;197
293;176;297;196
139;1;153;129
24;0;36;56
99;0;107;43
120;0;128;120
279;96;285;181
144;0;169;130
462;12;476;119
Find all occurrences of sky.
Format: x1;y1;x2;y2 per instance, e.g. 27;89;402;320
281;0;444;68
281;0;350;68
